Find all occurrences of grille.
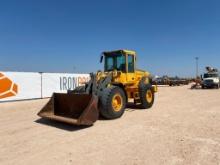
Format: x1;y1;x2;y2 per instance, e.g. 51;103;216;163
205;79;214;84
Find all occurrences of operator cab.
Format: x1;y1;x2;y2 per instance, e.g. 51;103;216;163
100;50;136;73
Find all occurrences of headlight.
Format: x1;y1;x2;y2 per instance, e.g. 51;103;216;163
214;79;219;83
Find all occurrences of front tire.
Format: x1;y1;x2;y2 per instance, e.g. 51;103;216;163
99;86;126;119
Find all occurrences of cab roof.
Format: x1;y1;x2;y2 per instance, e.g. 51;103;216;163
103;49;136;55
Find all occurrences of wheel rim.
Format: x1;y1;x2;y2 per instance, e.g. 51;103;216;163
112;94;123;112
146;90;153;103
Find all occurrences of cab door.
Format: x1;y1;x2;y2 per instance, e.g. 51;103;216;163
126;54;135;83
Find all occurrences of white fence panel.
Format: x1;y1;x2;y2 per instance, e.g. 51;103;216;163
0;71;90;101
0;72;41;101
42;73;90;98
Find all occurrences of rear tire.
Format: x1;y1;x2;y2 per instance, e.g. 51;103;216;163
99;86;126;119
139;84;154;109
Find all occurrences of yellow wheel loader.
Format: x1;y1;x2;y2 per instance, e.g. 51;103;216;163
38;50;158;126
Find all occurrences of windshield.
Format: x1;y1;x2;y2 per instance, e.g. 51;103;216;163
105;54;126;72
204;73;219;78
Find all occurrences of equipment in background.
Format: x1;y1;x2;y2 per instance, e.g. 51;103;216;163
191;66;220;89
201;66;219;89
153;76;189;86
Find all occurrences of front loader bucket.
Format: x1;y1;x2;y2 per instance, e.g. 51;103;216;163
38;93;99;126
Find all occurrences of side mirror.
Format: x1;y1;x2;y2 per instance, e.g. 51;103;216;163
200;74;203;80
100;55;103;63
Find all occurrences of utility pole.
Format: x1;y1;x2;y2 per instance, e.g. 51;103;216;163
73;66;76;73
195;57;199;78
39;72;43;99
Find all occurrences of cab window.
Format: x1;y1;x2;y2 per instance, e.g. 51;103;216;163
105;54;126;72
128;55;134;73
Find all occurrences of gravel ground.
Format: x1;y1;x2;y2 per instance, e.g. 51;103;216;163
0;85;220;165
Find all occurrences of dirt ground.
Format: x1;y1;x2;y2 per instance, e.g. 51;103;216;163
0;85;220;165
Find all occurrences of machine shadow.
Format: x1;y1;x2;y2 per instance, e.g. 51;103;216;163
126;102;143;110
35;118;91;132
98;103;143;121
36;103;145;126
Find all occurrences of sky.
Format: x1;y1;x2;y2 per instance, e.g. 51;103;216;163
0;0;219;77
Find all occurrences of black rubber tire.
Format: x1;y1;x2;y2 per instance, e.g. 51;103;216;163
68;86;85;94
139;83;155;109
99;86;126;119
